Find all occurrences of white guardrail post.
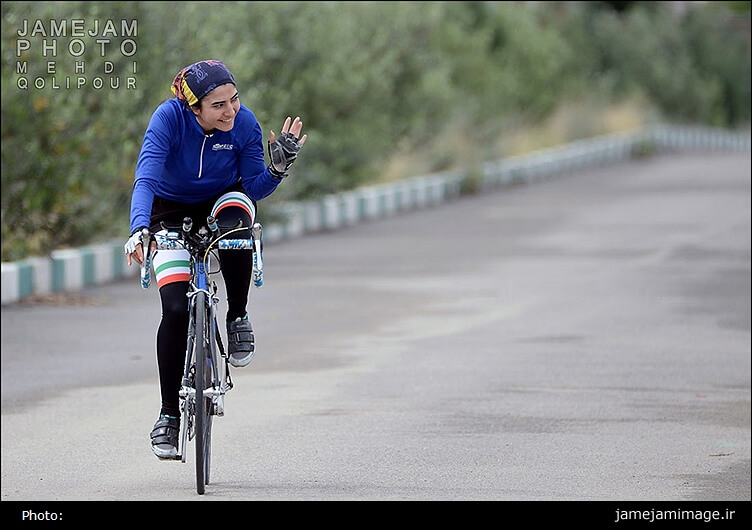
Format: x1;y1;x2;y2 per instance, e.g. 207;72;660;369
2;125;749;304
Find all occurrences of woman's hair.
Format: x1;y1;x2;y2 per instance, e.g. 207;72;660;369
171;60;235;107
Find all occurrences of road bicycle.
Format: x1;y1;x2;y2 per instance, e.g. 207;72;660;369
138;215;263;494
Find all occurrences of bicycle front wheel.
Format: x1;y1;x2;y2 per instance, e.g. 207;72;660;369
194;291;213;495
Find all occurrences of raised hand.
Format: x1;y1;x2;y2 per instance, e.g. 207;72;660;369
268;116;307;178
269;116;307;145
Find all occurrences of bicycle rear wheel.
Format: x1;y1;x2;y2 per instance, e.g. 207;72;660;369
194;291;213;495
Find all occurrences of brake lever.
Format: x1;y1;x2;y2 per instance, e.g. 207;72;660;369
140;227;152;289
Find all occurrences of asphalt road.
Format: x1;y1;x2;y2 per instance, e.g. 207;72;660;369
1;152;750;507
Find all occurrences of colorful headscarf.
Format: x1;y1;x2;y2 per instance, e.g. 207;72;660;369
171;60;235;106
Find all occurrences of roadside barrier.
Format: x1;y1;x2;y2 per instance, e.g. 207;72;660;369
2;124;749;305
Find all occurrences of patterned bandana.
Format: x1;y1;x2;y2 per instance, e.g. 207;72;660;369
171;60;235;106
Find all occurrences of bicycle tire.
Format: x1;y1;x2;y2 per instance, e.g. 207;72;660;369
194;291;212;495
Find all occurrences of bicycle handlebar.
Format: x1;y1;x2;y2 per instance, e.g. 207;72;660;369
139;215;263;289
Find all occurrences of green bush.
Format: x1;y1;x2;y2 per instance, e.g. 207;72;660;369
2;1;749;261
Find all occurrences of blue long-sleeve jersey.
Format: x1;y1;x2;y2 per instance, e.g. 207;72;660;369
129;98;281;233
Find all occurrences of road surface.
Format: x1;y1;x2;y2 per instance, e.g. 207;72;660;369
2;152;749;510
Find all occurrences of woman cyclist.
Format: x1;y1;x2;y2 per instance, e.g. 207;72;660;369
124;59;306;459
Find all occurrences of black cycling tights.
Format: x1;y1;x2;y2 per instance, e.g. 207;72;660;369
156;210;253;418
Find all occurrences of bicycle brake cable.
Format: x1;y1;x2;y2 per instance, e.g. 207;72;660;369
202;226;251;279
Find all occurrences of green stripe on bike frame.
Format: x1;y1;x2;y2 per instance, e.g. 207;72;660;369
155;259;191;275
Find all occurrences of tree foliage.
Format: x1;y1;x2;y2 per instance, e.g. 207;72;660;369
2;1;750;261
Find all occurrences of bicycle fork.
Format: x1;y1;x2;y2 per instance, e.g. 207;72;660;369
180;291;231;417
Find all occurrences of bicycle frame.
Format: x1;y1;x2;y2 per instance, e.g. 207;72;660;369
183;252;227;417
139;216;262;494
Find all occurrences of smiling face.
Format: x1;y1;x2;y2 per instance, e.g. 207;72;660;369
191;83;240;133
